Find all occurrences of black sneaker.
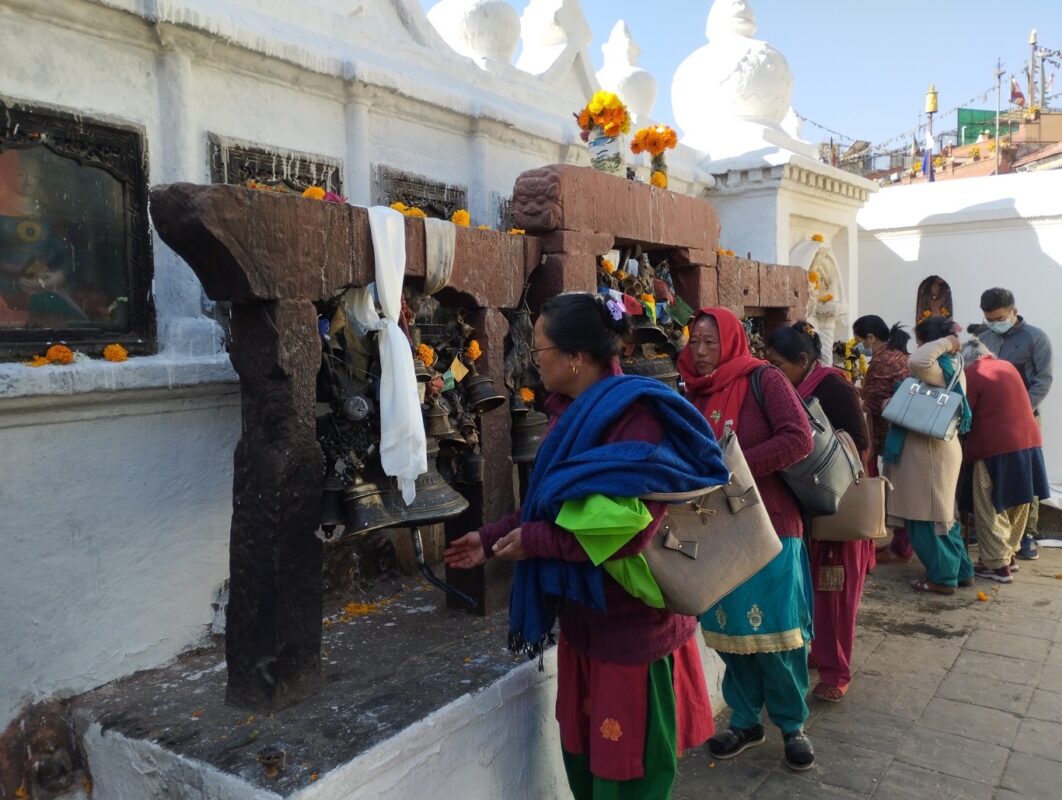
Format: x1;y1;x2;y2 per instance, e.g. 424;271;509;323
783;730;815;771
974;563;1013;584
1009;556;1020;573
707;725;765;759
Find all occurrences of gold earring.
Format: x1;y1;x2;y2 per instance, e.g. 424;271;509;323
571;364;579;375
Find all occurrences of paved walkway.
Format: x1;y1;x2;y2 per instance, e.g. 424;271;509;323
674;545;1062;799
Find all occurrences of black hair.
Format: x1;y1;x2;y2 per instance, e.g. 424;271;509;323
766;321;820;364
914;315;955;344
539;292;632;366
980;287;1015;312
852;314;910;354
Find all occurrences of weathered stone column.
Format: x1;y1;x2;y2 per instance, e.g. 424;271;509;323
225;299;323;710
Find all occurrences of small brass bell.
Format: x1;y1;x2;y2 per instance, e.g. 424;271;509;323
511;409;548;463
342;476;396;535
463;372;507;414
424;397;457;438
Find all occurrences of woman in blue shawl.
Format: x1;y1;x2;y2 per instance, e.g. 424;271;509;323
444;292;728;799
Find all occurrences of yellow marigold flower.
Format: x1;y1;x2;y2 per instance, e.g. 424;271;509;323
725;250;735;257
416;343;435;367
46;344;74;365
103;343;128;362
390;201;408;212
811;233;824;243
465;340;483;362
518;387;535;403
616;270;628;281
819;293;834;303
508;228;525;235
600;258;616;274
477;224;491;230
302;186;326;200
977;591;990;602
640;292;655;305
406;207;427;218
808;271;821;286
650;170;668;189
23;354;49;367
451;209;471;226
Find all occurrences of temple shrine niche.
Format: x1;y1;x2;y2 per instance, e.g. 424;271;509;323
915;274;954;324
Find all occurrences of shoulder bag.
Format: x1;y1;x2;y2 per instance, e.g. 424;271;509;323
881;353;965;441
641;425;782;617
810;431;892;541
750;366;860;516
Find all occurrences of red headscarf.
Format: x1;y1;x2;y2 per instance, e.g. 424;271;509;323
677;307;766;437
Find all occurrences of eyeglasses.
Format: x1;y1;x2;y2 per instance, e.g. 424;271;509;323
529;345;557;365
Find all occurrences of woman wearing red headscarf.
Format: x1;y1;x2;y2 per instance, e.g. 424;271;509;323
677;308;816;772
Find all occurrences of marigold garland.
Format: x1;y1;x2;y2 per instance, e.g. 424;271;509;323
103;343;128;362
46;344;74;365
518;387;535;403
465;340;483;362
416;343;436;367
302;186;326;200
574;91;631;138
630;125;678;157
451;209;471;227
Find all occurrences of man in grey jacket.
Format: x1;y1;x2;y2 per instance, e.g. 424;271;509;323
979;287;1053;559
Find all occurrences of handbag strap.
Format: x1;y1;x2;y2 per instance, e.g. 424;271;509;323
748;365;826;433
943;352;964;394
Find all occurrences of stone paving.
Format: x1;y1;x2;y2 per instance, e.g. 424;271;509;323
674;544;1062;800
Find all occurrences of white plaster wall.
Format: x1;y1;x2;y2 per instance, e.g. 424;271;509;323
83;641;726;800
0;387;240;726
858;171;1062;491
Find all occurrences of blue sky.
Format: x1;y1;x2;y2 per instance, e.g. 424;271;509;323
420;1;1060;153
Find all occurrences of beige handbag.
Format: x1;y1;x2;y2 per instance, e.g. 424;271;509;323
810;431;892;542
641;425;782;617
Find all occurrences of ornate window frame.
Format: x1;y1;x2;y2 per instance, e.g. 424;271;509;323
373;165;467;219
0;99;155;360
208;134;343;194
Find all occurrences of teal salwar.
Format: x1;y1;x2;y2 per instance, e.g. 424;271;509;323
718;649;809;734
561;655;678;800
699;537;813;735
908;520;974;587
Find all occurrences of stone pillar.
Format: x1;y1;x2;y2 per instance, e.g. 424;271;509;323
225;299;324;710
344;89;373;207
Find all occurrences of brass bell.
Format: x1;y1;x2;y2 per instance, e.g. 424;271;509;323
321;474;345;528
389;439;470;526
414;359;432;383
463;372;507;414
342;476;396;535
621;354;680;392
424;397;457;438
628;317;669;345
512;409;548;463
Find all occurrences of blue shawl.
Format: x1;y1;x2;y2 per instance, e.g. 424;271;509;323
884;354;972;464
509;374;729;658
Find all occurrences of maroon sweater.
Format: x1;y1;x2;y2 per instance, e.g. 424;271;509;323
737;367;814;538
478;372;696;664
963;355;1043;463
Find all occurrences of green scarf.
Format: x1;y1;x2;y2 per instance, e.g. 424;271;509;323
555;495;666;608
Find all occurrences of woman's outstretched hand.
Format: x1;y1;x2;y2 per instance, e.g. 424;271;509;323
443;531;486;569
492;527;527;561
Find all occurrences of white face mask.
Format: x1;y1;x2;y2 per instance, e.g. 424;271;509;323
985;316;1015;335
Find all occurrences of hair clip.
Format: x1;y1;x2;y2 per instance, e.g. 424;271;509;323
605;298;625;321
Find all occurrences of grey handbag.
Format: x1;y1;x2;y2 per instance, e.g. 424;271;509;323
641;425;782;617
881;353;965;441
750;367;861;516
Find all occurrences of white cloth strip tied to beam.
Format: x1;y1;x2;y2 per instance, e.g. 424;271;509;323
423;217;456;295
350;206;427;504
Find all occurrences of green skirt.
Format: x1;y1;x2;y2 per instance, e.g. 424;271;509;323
699;537;813;655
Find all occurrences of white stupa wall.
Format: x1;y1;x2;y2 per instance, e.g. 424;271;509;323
858;171;1062;497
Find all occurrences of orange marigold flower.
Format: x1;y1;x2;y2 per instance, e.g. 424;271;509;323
451;209;471;227
405;207;427;218
508;228;525;235
811;233;825;243
46;344;74;365
819;294;834;303
600;718;623;742
477;224;491;231
519;387;535;403
977;591;990;602
416;343;435;367
650;170;668;189
389;201;408;213
725;250;735;257
103;343;128;362
600;258;616;274
302;186;326;200
616;270;628;281
24;354;49;367
466;340;482;362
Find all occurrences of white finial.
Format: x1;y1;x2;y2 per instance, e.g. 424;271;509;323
427;0;521;64
597;21;657;124
517;0;591;74
706;0;756;39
